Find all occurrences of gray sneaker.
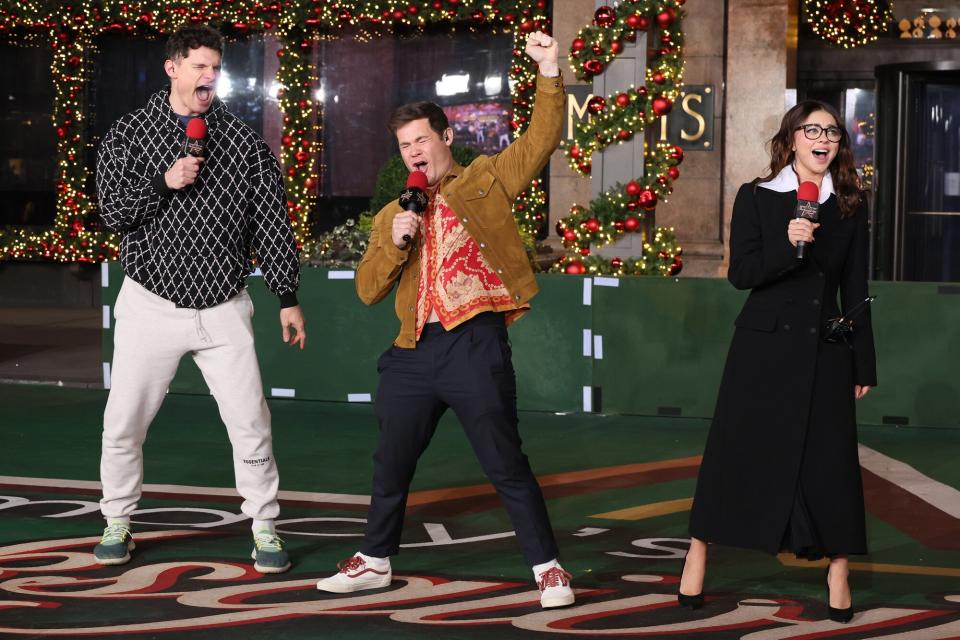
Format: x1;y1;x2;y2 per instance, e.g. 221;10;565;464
93;523;134;565
250;530;291;574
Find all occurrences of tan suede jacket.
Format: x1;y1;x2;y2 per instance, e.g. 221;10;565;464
355;73;565;348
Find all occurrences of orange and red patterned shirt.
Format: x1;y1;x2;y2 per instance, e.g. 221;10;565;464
415;192;529;340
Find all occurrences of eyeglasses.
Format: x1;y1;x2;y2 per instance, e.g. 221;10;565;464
795;124;843;142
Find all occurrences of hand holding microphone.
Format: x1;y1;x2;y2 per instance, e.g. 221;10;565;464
164;117;207;190
790;181;821;258
393;170;429;248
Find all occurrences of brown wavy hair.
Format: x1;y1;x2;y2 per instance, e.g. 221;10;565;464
759;100;861;217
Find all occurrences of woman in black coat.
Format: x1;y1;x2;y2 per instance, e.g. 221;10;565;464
678;100;877;623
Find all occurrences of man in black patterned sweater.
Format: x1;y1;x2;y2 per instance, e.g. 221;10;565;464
94;25;305;573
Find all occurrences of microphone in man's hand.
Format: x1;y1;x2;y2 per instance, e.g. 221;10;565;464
399;170;429;243
795;180;819;260
183;117;207;158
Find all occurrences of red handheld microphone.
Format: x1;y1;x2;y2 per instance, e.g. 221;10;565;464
400;170;429;243
795;181;819;260
184;117;207;158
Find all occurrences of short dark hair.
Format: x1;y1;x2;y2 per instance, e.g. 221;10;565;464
388;102;449;136
166;25;224;62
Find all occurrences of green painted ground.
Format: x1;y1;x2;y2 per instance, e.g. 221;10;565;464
1;385;958;639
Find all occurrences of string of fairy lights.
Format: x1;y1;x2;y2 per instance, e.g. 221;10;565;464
552;0;685;277
0;0;550;262
804;0;893;48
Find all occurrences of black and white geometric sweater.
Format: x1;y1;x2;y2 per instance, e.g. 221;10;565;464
96;88;299;309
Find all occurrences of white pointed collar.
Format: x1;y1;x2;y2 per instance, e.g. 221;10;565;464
757;164;834;204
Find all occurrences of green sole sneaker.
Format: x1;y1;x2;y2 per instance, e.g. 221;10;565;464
250;548;291;574
251;530;291;574
94;538;135;565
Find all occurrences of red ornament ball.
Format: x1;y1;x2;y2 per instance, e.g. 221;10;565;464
563;229;577;242
583;59;604;76
565;260;586;275
617;130;632;141
585;217;600;232
626;13;642;29
670;145;684;164
625;180;642;197
569;144;582;159
610;41;623;55
656;8;676;29
668;166;681;180
669;257;683;276
638;189;658;211
571;37;586;52
295;150;309;163
651;71;665;84
593;6;616;28
624;216;640;232
652;96;673;116
304;177;316;189
587;96;606;114
615;92;630;108
580;247;591;257
611;257;623;269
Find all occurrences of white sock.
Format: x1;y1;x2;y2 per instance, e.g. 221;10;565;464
532;558;560;580
358;552;390;569
106;516;130;528
252;519;275;534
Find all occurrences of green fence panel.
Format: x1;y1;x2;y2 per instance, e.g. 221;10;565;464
510;274;592;413
591;277;746;417
856;281;960;427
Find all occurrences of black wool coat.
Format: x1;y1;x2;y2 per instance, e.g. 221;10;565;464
689;182;878;556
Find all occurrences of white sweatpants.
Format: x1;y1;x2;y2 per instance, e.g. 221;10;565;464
100;277;280;521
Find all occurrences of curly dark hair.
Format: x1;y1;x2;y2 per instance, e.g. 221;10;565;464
759;100;861;218
165;25;223;62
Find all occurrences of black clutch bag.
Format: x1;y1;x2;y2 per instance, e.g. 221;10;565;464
823;295;876;344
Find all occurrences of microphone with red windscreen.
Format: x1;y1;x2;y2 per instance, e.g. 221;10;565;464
795;181;819;260
399;170;429;243
184;117;207;158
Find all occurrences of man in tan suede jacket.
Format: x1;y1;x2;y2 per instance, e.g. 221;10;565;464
316;31;573;609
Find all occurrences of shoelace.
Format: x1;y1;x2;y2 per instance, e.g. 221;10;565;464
337;555;365;573
537;566;572;591
100;523;131;544
253;531;284;552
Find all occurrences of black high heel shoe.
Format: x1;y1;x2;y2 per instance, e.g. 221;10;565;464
825;568;853;623
677;591;704;610
677;549;705;610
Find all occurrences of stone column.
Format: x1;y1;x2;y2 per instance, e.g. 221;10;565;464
721;0;791;274
654;0;727;277
547;0;594;251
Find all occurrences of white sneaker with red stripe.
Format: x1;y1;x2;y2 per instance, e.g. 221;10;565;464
537;565;575;608
316;553;392;593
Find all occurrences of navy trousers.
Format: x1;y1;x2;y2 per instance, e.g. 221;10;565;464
360;312;559;567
